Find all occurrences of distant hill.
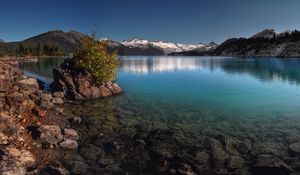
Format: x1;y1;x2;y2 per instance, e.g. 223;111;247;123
214;29;300;58
173;29;300;58
0;30;88;55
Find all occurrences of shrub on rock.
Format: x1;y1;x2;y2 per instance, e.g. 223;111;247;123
74;34;119;83
50;34;122;100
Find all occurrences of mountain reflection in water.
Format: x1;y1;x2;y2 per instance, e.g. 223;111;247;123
119;56;300;84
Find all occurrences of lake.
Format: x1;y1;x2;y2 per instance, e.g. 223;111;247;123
22;56;300;174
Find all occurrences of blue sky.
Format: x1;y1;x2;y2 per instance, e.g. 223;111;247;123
0;0;300;44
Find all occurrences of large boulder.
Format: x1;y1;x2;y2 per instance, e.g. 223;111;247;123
38;125;63;145
18;77;41;90
50;58;122;100
0;146;36;175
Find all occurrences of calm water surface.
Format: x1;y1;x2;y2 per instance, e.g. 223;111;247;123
22;56;300;137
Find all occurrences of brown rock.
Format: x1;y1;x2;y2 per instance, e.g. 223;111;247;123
18;78;40;89
39;125;63;145
59;140;78;150
100;85;112;97
50;58;122;100
63;128;79;140
39;100;53;109
53;91;64;98
112;83;123;94
90;86;101;98
52;97;64;105
32;107;47;117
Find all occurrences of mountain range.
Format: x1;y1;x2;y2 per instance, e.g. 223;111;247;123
0;29;300;57
0;30;217;56
101;38;218;55
175;29;300;58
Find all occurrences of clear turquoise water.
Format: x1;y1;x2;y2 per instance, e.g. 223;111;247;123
118;56;300;119
23;56;300;137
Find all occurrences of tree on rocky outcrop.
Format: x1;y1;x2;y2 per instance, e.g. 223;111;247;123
50;33;122;100
74;33;119;83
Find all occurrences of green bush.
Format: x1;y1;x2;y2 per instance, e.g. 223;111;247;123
74;34;119;83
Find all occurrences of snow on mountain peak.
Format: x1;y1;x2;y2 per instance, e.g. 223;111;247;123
120;38;216;54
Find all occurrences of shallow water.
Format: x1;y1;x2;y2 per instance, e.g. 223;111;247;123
22;56;300;135
23;56;300;173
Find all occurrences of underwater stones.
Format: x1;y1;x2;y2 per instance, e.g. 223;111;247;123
194;151;210;173
63;128;79;141
289;142;300;155
73;117;82;124
170;163;196;175
251;154;293;175
79;144;103;161
38;125;79;150
59;129;79;150
39;125;63;145
72;161;89;174
61;153;88;174
254;141;289;158
59;140;78;150
235;140;252;154
40;164;70;175
215;134;240;156
206;138;229;169
226;155;245;170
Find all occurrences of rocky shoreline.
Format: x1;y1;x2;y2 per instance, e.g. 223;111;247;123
0;57;78;174
2;56;300;175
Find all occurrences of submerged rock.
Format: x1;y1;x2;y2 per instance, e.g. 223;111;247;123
250;154;293;175
79;144;103;161
205;138;229;171
63;128;79;141
50;58;122;100
289;142;300;155
59;140;78;150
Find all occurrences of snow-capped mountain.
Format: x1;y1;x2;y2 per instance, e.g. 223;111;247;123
121;38;215;54
100;38;218;55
